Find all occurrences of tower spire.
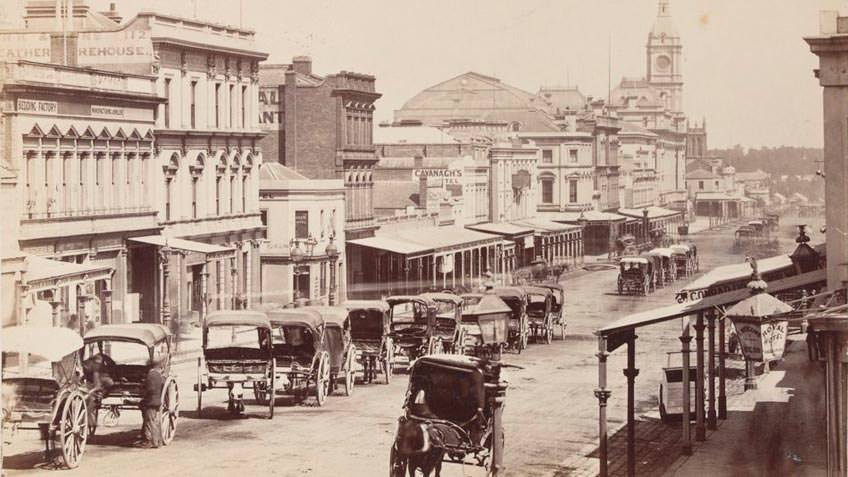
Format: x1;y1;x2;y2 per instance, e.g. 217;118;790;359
658;0;670;17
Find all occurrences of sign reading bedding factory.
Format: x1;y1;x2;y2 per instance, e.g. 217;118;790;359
412;168;463;185
17;99;57;114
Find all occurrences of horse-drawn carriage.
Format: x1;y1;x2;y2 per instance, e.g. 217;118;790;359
2;326;90;469
83;324;178;443
646;248;676;286
196;311;275;417
389;355;510;477
615;234;639;257
342;300;393;384
617;256;655;296
522;286;554;344
733;225;759;252
420;292;465;355
458;294;512;360
260;308;333;406
308;306;358;397
488;287;529;353
537;283;566;339
387;295;443;363
670;244;692;279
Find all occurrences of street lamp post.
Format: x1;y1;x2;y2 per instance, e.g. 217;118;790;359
325;234;339;305
290;239;305;307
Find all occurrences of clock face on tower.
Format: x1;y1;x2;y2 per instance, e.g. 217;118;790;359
655;55;671;71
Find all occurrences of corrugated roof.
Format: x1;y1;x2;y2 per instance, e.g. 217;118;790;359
260;162;308;180
511;218;583;233
618;206;682;219
466;222;534;237
348;236;431;255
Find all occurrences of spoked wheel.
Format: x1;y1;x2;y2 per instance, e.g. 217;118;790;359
315;352;330;407
343;346;356;397
383;345;393;385
389;444;407;477
268;360;276;419
545;323;553;344
160;378;179;445
59;390;88;469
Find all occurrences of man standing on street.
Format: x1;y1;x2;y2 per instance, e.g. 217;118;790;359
138;357;164;448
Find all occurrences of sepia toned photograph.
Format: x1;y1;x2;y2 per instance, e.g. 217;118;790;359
0;0;844;475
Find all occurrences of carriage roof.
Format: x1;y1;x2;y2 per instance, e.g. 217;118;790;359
412;353;486;372
621;257;649;264
646;248;673;258
340;300;389;312
419;292;463;306
521;285;553;297
535;283;564;294
205;311;271;330
266;308;324;330
488;287;527;299
386;295;437;307
305;306;349;328
462;294;512;316
670;244;690;254
84;323;170;348
3;326;83;362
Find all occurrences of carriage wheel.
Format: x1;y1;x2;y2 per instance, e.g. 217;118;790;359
268;360;276;419
617;279;623;295
160;378;179;445
389;444;407;477
383;346;393;385
315;353;330;407
59;390;88;469
545;323;553;344
344;346;356;397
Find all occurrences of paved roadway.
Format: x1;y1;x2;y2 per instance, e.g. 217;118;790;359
3;212;820;477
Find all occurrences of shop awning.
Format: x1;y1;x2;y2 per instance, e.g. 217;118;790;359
694;192;744;201
680;253;795;293
542;211;628;224
129;235;234;258
598;268;826;339
348;236;432;256
24;255;113;292
617;206;683;219
510;218;582;234
392;226;502;252
466;222;534;237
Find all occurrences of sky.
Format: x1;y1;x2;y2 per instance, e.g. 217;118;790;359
6;0;844;148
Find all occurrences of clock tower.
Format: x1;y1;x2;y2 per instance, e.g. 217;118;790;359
646;0;683;114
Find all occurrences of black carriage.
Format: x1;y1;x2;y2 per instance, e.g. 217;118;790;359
261;308;332;407
521;286;554;344
342;300;393;384
196;311;275;418
387;295;442;363
308;306;358;397
537;283;566;339
82;324;178;444
617;257;654;296
646;248;676;286
615;234;639;257
488;287;529;353
389;355;509;477
458;294;512;360
733;226;758;252
420;292;465;354
2;326;90;469
670;244;692;279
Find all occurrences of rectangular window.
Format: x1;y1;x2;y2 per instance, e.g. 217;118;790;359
229;85;235;128
165;178;173;221
164;78;171;128
569;149;578;162
295;210;308;239
699;180;704;190
260;209;268;226
229;176;235;213
242;175;247;212
569;179;578;203
191;177;198;219
542;180;553;203
215;83;220;128
190;80;198;128
542;149;553;164
320;262;327;297
216;176;222;215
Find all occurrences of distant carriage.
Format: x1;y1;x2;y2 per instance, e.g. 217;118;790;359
646;248;676;286
536;283;566;339
2;326;90;469
617;257;654;296
387;295;443;363
487;287;530;353
342;300;393;384
521;286;555;344
420;292;465;355
308;306;358;397
670;244;692;279
615;234;639;257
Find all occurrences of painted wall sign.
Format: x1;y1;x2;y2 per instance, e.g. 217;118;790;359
90;105;125;118
76;27;153;69
258;87;282;127
17;99;57;114
0;33;51;60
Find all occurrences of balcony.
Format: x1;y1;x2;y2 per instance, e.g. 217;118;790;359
2;61;157;96
20;207;159;241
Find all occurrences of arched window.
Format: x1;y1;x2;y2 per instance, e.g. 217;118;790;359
215;154;227;215
242;153;253;214
229;154;241;214
190;154;205;219
164;153;179;221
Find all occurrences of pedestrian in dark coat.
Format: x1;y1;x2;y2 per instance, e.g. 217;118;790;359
139;358;165;448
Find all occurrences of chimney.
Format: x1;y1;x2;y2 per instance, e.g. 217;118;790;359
292;56;312;76
99;2;122;24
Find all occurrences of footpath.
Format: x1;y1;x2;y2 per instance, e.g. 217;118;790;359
553;335;826;477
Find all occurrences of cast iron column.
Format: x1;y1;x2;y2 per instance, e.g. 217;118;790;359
695;313;706;441
707;312;717;429
718;316;727;419
680;330;693;455
595;336;611;477
623;335;639;477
